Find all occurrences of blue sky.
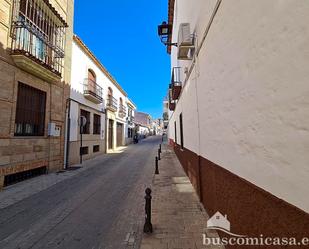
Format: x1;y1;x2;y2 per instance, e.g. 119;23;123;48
74;0;170;119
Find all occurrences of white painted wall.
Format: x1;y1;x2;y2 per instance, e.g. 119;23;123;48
70;39;128;143
168;0;309;213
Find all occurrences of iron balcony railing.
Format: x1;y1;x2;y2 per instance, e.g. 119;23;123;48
11;0;66;75
119;104;126;116
163;112;168;121
83;78;103;102
107;96;118;110
171;67;182;86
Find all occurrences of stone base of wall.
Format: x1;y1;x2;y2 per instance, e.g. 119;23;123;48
69;140;105;166
0;160;48;189
172;142;309;248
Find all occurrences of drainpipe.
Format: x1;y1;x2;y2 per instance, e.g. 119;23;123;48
64;98;71;169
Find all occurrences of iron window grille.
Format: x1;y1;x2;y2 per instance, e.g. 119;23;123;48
83;78;103;102
11;0;67;76
80;109;90;134
15;82;46;136
93;145;100;153
93;114;101;135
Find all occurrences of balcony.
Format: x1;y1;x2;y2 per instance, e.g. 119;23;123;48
106;96;118;112
83;78;103;104
171;67;182;100
119;104;126;118
10;0;67;83
168;88;176;111
163;112;168;121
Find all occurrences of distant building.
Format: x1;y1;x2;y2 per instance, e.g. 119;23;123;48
134;112;152;137
162;96;169;130
125;99;137;144
68;35;133;165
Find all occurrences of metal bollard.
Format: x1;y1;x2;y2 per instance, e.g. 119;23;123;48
159;144;162;154
158;148;161;160
143;188;153;233
155;156;159;174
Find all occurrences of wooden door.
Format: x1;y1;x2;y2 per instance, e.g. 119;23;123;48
108;119;114;149
116;123;123;147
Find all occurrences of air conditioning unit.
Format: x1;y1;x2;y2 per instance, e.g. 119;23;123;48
177;23;194;60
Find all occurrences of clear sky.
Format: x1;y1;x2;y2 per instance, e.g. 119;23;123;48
74;0;170;119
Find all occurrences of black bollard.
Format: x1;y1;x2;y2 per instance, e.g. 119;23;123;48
155;156;159;174
159;144;162;154
143;188;153;233
158;148;161;160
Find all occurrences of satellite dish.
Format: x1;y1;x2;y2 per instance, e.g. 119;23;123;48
80;116;87;127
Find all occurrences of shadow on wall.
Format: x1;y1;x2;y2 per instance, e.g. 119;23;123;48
0;40;12;60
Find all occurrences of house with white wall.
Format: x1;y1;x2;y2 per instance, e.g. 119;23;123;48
125;98;137;144
164;0;309;240
67;35;129;165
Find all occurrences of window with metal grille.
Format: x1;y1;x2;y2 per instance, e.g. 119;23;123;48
93;114;101;134
11;0;67;75
93;145;100;153
80;109;90;134
80;146;88;155
15;82;46;136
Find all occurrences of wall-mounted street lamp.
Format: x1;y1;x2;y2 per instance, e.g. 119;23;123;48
157;21;178;47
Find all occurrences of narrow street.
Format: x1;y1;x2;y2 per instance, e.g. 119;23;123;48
0;136;161;249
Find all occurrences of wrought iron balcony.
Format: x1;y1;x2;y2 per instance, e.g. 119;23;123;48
171;67;182;100
10;0;67;82
119;104;126;117
163;112;168;121
106;96;118;112
83;78;103;104
168;88;176;111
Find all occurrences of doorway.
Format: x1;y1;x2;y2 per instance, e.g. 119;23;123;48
116;122;123;147
108;119;114;149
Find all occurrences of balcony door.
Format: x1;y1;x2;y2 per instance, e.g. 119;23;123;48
88;69;96;93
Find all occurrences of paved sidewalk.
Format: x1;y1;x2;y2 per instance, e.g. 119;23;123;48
140;144;223;249
0;147;124;209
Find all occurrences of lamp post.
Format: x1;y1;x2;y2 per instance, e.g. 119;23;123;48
157;21;178;47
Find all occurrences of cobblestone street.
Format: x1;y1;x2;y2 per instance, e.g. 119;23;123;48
0;136;160;249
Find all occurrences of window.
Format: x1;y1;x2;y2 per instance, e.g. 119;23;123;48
88;69;96;93
11;0;67;74
93;145;100;153
179;113;184;149
80;109;90;134
80;146;88;155
15;82;46;136
174;121;177;144
128;128;133;138
93;114;101;135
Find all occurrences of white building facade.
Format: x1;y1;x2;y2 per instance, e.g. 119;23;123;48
125;99;137;145
67;35;129;165
165;0;309;238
